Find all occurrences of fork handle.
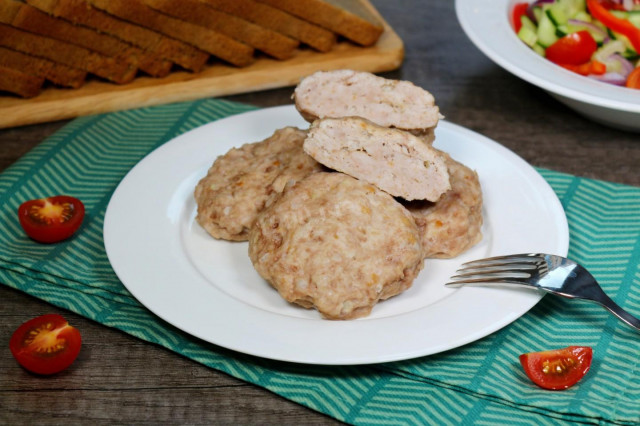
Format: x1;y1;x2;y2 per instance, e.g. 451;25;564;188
591;292;640;332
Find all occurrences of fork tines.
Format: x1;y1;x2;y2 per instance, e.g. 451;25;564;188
445;253;545;287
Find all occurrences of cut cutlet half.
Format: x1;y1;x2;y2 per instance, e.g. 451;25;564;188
26;0;209;72
85;0;255;67
0;46;86;88
199;0;336;52
142;0;299;60
5;0;171;77
0;65;45;98
0;23;137;84
255;0;383;46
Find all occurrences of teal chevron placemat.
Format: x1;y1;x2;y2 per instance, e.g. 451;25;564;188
1;99;639;425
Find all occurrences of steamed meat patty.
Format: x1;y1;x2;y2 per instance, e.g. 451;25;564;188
303;117;450;201
248;172;424;320
404;153;483;258
294;69;442;141
194;127;323;241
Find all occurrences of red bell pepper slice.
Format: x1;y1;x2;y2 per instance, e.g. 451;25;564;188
560;60;607;76
627;67;640;89
587;0;640;53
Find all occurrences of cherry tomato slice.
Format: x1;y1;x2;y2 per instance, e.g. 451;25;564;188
626;67;640;89
520;346;592;390
512;2;529;33
545;31;598;66
9;314;82;375
18;195;85;243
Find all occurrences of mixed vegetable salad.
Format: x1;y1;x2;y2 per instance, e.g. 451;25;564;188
512;0;640;88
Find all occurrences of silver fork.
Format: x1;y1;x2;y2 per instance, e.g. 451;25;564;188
446;253;640;332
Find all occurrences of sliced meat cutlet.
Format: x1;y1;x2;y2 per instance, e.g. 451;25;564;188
294;69;442;142
86;0;255;67
403;153;483;259
255;0;383;46
248;172;424;320
0;46;86;88
304;117;450;201
199;0;336;52
142;0;299;60
26;0;209;72
194;127;323;241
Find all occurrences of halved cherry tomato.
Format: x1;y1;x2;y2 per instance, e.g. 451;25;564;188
626;67;640;89
9;314;82;375
545;31;598;66
520;346;593;390
18;195;85;243
512;2;529;33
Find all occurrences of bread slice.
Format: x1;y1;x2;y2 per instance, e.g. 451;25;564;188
85;0;255;67
255;0;383;46
142;0;299;60
0;46;86;88
0;23;137;84
0;65;45;98
199;0;336;52
26;0;209;72
5;0;171;78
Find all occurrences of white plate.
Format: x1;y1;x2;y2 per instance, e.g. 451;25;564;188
456;0;640;132
104;105;569;365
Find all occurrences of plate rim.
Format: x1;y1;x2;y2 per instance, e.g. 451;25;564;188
104;105;569;365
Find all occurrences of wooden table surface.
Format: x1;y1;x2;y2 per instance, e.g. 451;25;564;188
1;1;639;424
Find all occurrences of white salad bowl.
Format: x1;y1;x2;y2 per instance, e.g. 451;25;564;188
456;0;640;132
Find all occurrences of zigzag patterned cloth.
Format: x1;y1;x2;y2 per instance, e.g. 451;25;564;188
1;99;639;425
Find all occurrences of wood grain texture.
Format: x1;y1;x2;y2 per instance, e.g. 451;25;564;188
1;1;639;424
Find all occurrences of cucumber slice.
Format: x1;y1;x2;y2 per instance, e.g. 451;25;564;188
532;6;543;23
532;43;546;56
546;4;568;26
573;11;592;22
556;24;569;38
518;26;538;48
557;0;586;18
537;10;559;47
520;15;537;32
628;12;640;30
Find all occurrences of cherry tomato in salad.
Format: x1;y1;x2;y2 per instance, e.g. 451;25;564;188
545;31;598;66
18;195;85;243
512;2;530;33
626;67;640;89
9;314;82;375
520;346;593;390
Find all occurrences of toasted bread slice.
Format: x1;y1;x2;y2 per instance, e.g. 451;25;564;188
255;0;383;46
143;0;298;60
86;0;255;67
5;0;171;77
199;0;336;52
0;65;45;98
0;23;137;84
27;0;209;72
0;46;86;88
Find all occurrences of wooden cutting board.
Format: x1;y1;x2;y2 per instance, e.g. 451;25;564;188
0;0;403;129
